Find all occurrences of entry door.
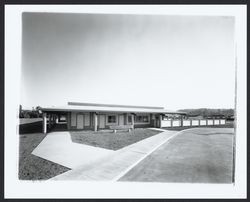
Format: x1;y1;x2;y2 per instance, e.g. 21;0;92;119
77;114;84;129
99;115;105;129
119;115;124;125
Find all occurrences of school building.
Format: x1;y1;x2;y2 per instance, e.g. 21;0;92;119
40;102;187;134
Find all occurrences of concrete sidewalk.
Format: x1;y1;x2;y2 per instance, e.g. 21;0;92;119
51;129;179;181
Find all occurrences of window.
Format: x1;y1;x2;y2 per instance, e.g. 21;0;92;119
135;115;149;123
143;116;149;122
107;115;116;123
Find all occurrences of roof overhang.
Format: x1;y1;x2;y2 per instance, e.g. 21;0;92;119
40;106;187;115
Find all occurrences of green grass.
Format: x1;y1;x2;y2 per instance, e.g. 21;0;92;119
19;133;70;180
120;127;234;183
70;128;161;150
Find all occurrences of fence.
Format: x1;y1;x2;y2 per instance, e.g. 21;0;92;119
161;119;226;128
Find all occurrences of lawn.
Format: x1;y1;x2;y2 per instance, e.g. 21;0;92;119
70;128;161;150
19;133;70;180
120;127;234;183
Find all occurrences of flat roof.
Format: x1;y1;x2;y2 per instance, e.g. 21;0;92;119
41;104;187;115
68;102;164;110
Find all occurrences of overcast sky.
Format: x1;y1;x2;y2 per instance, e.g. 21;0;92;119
21;13;235;110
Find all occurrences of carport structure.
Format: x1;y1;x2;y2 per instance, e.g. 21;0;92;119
40;102;187;134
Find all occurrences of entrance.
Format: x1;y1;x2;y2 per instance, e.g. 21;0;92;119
99;115;105;129
77;114;84;129
119;115;124;125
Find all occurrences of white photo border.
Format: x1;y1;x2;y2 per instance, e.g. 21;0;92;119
4;5;247;199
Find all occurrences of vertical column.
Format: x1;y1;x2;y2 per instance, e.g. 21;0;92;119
56;115;59;124
48;114;51;129
198;119;201;126
151;114;155;127
43;112;47;134
67;112;70;130
213;117;215;125
94;113;98;132
159;114;162;128
180;116;183;127
131;114;135;129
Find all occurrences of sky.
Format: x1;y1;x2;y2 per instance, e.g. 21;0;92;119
21;13;235;110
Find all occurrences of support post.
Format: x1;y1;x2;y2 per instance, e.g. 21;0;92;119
67;112;70;130
131;114;135;129
48;114;51;129
94;113;98;132
180;116;183;127
159;114;162;128
43;113;47;134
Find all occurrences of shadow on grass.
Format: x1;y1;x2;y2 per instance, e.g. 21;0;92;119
19;121;43;134
19;122;68;134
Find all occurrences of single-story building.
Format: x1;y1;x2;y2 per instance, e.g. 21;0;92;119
40;102;187;134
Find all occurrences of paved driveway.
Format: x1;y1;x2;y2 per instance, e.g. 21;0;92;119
119;128;234;183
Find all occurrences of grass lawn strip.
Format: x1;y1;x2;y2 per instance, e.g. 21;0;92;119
19;133;70;180
70;128;161;151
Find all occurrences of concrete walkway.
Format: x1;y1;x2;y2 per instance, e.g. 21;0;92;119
51;130;179;181
148;128;169;132
32;132;115;169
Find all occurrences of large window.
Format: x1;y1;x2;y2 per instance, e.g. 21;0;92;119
135;115;149;123
107;115;117;123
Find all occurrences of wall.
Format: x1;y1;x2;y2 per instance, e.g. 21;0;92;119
161;118;227;128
